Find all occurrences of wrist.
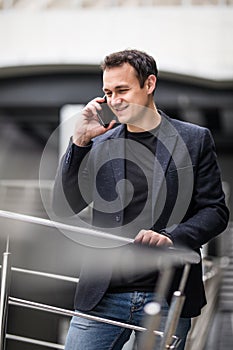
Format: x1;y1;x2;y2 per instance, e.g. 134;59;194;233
72;135;91;147
160;229;173;241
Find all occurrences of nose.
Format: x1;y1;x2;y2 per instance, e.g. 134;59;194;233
110;93;122;108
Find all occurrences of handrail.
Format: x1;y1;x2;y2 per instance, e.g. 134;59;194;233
0;209;200;266
0;209;201;350
0;209;133;245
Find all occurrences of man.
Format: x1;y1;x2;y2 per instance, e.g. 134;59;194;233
53;49;229;349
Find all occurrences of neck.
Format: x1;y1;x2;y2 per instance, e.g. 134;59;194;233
127;105;161;133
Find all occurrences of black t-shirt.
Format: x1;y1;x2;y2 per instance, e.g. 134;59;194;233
108;125;161;292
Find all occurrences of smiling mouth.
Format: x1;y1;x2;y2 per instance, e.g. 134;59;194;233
114;105;128;112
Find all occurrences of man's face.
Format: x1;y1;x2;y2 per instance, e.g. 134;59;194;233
103;63;153;127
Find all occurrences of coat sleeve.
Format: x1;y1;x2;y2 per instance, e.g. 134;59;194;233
52;139;93;217
166;128;229;249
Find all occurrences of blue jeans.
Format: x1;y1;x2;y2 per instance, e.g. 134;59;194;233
65;292;191;350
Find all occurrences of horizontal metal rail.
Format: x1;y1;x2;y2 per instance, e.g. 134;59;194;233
6;333;64;349
0;209;200;266
11;267;79;283
0;265;79;283
8;296;172;340
0;209;133;245
1;255;221;350
0;259;219;285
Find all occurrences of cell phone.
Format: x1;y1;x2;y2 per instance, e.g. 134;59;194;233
96;96;116;128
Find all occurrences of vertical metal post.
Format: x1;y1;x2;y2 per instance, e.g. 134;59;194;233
0;238;11;350
160;291;185;350
139;267;174;350
178;264;191;294
160;264;191;350
138;302;161;350
154;267;175;305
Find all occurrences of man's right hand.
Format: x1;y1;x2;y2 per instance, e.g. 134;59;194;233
73;97;116;146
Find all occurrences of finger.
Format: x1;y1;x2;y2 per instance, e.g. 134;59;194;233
92;119;116;134
82;100;102;118
156;235;173;247
105;120;117;130
136;230;156;245
134;229;147;243
93;100;104;112
90;120;116;138
142;233;155;245
147;232;160;245
95;96;106;104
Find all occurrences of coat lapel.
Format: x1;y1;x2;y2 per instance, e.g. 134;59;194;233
106;118;182;227
108;125;126;206
151;115;179;224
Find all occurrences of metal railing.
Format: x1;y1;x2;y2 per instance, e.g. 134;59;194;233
0;209;200;350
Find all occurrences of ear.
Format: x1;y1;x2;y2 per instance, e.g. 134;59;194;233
147;75;157;94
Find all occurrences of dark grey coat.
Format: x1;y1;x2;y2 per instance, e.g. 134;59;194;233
53;111;229;317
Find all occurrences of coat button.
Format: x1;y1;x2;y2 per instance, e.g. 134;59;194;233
115;215;121;222
65;150;72;164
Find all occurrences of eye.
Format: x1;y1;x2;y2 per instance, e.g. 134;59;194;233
105;92;112;97
119;89;129;94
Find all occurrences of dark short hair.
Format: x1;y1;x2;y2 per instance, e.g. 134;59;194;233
101;49;158;90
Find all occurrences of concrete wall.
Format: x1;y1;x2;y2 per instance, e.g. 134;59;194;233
0;6;233;81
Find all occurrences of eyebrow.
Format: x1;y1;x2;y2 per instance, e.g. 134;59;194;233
103;84;129;92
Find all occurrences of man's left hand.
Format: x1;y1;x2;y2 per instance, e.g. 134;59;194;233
134;229;173;247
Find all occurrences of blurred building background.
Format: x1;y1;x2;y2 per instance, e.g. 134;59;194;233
0;1;233;349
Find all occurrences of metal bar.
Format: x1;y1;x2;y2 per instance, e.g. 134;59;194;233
8;297;170;339
136;267;175;350
160;264;191;349
6;333;64;349
139;263;191;350
0;265;79;283
0;210;133;245
11;267;79;283
0;210;200;266
160;291;185;350
178;263;191;294
138;302;161;350
0;240;11;350
155;267;174;304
